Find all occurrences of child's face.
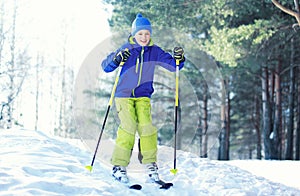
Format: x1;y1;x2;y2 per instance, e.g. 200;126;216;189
134;30;151;46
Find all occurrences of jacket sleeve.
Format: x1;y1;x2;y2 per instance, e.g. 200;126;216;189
156;47;184;72
101;51;119;73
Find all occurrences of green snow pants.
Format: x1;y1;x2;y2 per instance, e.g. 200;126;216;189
111;97;157;166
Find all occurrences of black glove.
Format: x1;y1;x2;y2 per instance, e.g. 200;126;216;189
173;47;185;62
113;48;131;66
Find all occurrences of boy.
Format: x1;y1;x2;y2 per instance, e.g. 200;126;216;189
101;13;185;183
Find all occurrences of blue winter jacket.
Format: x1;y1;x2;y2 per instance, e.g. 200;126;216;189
101;36;184;98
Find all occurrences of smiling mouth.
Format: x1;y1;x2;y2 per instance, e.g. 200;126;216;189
139;40;148;45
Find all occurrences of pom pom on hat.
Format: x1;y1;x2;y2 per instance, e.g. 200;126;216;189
131;13;152;36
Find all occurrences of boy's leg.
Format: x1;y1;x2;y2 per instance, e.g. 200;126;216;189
111;98;137;166
136;97;158;164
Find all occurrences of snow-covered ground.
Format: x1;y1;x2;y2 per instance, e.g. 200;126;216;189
0;128;299;196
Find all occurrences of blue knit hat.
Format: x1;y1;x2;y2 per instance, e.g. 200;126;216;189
131;13;152;36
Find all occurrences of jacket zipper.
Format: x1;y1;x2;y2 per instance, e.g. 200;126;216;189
132;47;144;97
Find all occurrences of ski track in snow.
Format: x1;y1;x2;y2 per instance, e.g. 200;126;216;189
0;129;299;196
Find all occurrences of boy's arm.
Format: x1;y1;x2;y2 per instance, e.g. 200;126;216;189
157;47;184;72
101;52;119;73
101;47;131;72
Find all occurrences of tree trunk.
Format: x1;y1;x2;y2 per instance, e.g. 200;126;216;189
286;37;296;160
35;55;40;131
296;65;300;160
262;65;272;159
202;85;208;158
218;78;229;160
197;125;203;157
58;53;66;135
58;36;67;136
226;79;230;159
7;0;17;129
272;58;282;159
254;94;262;159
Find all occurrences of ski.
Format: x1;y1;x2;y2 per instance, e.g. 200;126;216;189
114;179;142;190
154;180;173;189
112;176;142;190
128;184;142;190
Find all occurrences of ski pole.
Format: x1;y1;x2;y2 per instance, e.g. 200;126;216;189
85;63;123;172
170;59;180;175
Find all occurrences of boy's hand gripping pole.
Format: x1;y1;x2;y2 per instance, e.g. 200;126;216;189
85;63;123;172
170;59;180;175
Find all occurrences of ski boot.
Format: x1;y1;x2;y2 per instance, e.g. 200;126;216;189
146;162;160;182
112;165;129;183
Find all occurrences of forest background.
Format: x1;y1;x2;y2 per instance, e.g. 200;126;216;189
1;0;299;161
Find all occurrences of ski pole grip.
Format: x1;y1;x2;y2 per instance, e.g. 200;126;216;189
119;48;129;66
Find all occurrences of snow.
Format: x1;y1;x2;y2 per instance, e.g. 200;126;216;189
1;128;300;196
